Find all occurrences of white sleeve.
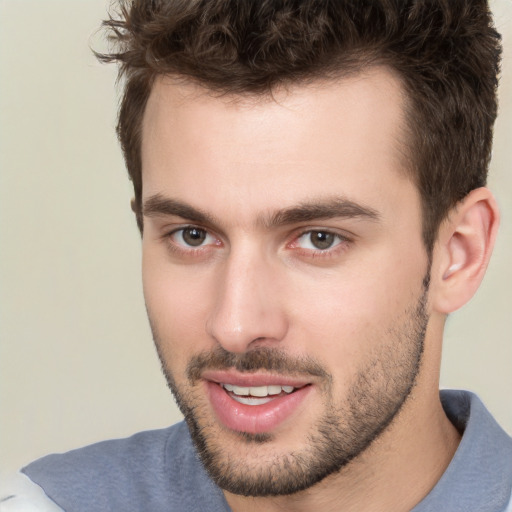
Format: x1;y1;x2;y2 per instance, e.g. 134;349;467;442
0;472;64;512
504;490;512;512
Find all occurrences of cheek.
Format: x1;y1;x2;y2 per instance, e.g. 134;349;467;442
289;251;425;374
142;250;214;370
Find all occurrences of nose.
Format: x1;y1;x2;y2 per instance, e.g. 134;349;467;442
205;248;289;353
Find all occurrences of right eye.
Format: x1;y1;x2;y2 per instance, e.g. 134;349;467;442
170;227;217;248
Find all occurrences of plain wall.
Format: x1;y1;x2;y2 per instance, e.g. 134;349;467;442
1;0;511;473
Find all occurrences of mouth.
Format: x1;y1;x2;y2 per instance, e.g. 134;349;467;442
202;371;313;434
221;383;298;405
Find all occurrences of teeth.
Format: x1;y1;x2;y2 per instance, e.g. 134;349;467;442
249;386;268;397
232;396;274;406
267;385;282;395
222;384;296;397
232;385;250;396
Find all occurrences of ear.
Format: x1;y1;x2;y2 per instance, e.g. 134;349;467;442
432;187;500;314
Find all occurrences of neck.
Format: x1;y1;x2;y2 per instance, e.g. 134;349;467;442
224;384;460;512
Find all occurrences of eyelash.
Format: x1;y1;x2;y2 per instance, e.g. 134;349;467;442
162;226;351;259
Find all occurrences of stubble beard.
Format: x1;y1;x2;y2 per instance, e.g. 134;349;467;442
150;273;429;497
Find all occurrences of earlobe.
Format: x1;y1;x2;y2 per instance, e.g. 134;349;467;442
433;188;499;314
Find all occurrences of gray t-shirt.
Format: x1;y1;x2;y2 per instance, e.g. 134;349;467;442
2;390;512;511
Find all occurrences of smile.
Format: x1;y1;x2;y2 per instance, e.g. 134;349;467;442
221;383;296;405
203;373;312;434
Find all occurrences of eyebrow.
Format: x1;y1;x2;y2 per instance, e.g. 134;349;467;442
143;195;215;225
264;199;380;228
143;194;380;228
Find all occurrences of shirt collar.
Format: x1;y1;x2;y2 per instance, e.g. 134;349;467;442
412;390;512;512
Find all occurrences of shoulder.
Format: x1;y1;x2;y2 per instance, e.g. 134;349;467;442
22;423;182;490
19;422;228;512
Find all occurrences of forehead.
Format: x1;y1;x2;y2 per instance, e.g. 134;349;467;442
140;68;417;226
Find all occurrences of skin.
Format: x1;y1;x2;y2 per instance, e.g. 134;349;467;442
140;68;497;511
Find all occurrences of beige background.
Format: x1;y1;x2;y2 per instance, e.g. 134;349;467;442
1;0;511;473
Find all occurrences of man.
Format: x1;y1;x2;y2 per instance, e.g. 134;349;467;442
1;0;510;511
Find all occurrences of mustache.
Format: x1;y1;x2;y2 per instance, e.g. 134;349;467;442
186;346;329;384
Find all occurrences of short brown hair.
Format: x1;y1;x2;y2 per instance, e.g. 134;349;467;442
97;0;502;252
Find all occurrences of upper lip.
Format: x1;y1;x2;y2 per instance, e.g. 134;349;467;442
201;369;312;388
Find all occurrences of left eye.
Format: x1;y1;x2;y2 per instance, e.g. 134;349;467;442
172;227;216;248
296;230;342;250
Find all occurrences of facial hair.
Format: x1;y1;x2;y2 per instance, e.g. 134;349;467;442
150;272;429;497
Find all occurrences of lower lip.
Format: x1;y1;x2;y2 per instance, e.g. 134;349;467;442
206;381;312;434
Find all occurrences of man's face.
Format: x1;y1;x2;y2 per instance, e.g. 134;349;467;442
141;69;431;496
